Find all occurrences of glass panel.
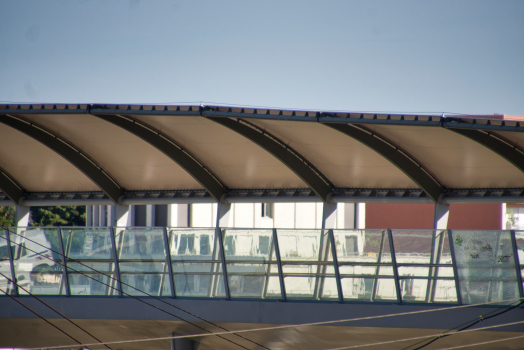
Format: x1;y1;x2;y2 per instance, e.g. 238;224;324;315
9;227;64;295
228;274;280;299
169;228;217;261
284;276;318;299
282;264;335;275
277;229;327;260
319;277;339;300
391;230;434;265
333;230;386;263
68;273;114;296
121;274;169;296
174;274;225;297
62;228;113;260
226;263;276;275
375;278;397;301
451;230;519;304
339;265;377;276
173;262;216;274
515;231;524;265
115;227;166;260
0;230;15;294
398;266;430;277
400;278;428;302
222;229;275;262
173;262;225;298
67;262;114;273
433;279;458;303
119;262;166;273
341;277;375;300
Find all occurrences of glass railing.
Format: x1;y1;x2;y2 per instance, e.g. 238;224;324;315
0;227;523;305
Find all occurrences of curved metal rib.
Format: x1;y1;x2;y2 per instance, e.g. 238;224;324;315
325;123;443;203
0;114;124;203
92;114;227;202
206;117;333;202
0;168;25;204
449;128;524;173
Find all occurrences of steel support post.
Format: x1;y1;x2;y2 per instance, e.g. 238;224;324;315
371;231;386;301
272;228;286;301
56;227;70;296
216;227;230;299
328;229;343;302
5;228;17;295
163;227;176;298
387;229;402;304
109;227;123;296
510;230;524;298
448;230;462;304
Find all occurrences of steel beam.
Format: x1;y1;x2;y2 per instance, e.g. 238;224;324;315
0;114;124;203
325;123;443;203
0;169;24;204
92;114;226;202
448;128;524;175
205;116;333;202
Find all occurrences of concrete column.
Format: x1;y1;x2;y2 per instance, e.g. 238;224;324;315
86;206;93;227
434;203;450;230
99;206;107;226
93;205;100;227
15;206;30;227
355;203;366;229
344;203;355;229
216;202;232;228
322;202;337;229
146;205;155;227
168;204;189;227
111;205;133;227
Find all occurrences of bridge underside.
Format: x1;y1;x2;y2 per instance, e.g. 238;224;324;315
1;297;523;349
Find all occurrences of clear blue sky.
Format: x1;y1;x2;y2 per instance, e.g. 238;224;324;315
1;0;523;114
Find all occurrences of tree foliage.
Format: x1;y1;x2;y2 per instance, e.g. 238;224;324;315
0;206;15;226
30;206;86;226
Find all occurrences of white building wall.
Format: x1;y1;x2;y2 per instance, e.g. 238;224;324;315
295;203;316;229
234;203;255;228
254;203;274;228
273;203;295;228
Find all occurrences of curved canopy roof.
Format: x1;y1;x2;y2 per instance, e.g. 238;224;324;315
1;104;524;206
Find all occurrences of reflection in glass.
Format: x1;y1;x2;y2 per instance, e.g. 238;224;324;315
62;228;113;260
9;228;64;295
115;228;165;260
451;230;519;304
169;228;224;298
277;229;335;300
223;229;280;299
0;230;15;294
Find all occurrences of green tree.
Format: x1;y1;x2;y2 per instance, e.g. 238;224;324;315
30;206;86;226
0;206;15;226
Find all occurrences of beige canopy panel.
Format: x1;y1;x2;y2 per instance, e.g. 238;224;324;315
0;103;524;205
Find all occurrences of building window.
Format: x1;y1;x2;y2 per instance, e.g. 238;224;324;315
261;203;273;218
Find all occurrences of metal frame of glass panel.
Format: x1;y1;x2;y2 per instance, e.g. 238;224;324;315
1;226;523;306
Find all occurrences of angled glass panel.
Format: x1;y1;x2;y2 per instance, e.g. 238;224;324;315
114;227;166;260
277;229;334;300
9;227;64;295
374;278;398;301
169;228;216;261
400;278;429;302
66;262;116;295
222;229;275;262
391;230;434;265
334;229;387;263
169;228;225;298
451;230;519;304
121;273;170;296
0;230;15;294
222;229;280;299
62;227;113;260
432;279;458;303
